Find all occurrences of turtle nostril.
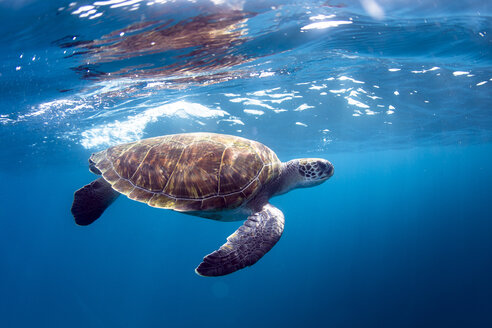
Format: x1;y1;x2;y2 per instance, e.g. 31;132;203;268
325;164;334;177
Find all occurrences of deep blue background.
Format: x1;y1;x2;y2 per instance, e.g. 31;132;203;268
1;143;491;327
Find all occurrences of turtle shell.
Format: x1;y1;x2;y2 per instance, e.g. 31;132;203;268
89;132;281;212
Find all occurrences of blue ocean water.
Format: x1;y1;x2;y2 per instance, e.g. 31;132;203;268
1;0;491;327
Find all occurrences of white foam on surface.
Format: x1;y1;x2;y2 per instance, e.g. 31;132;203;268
346;97;370;108
453;71;470;76
80;101;228;149
231;98;274;109
301;20;352;30
411;66;440;74
309;84;327;90
243;109;265;115
219;118;244;125
294;104;315;111
329;88;351;94
72;5;95;14
110;0;142;8
93;0;127;5
309;14;336;21
338;76;365;84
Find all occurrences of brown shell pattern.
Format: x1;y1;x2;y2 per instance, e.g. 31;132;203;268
89;133;281;212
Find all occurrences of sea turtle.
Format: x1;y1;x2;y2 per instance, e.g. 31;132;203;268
71;132;334;276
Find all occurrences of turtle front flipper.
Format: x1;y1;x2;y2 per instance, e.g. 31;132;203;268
195;203;285;277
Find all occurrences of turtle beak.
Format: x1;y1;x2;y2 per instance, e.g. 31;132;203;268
326;162;334;178
318;160;334;179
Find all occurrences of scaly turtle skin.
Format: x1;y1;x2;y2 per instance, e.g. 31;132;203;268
71;132;334;276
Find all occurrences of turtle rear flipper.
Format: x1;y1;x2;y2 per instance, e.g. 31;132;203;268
195;203;285;276
71;177;120;226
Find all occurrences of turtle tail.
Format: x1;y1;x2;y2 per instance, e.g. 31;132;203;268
71;177;120;226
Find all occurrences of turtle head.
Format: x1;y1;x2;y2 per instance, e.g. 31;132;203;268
294;158;334;188
273;158;334;197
